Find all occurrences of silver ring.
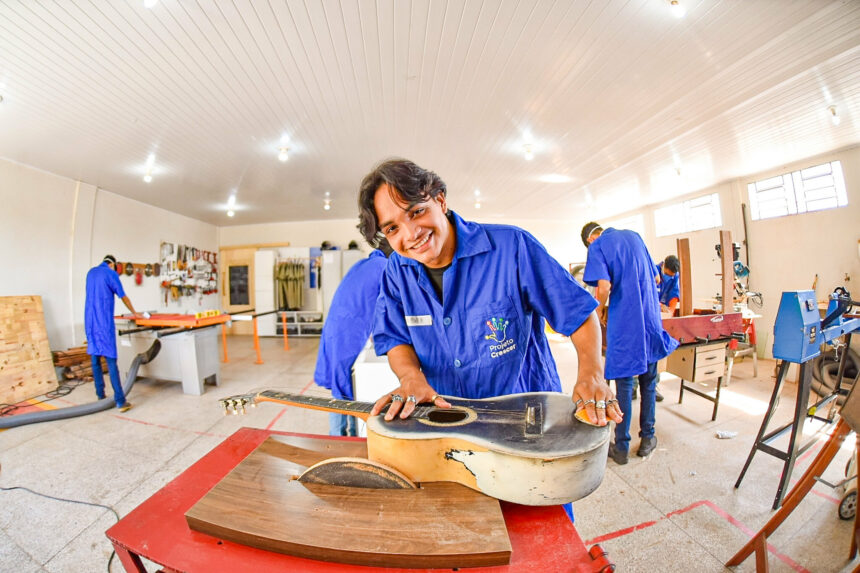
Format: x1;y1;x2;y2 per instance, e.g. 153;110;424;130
607;398;618;406
406;395;417;403
595;400;607;409
574;398;583;408
390;394;403;402
583;399;596;406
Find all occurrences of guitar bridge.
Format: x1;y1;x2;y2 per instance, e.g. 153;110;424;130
524;402;543;436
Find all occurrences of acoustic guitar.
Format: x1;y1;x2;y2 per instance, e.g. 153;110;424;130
220;390;610;506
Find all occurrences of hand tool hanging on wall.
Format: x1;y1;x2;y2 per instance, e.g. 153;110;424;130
125;262;134;276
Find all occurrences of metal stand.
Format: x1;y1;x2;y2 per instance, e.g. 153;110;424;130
678;373;725;421
735;360;839;509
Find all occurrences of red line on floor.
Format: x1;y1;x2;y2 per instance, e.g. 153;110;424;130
299;380;314;395
265;408;288;430
585;499;810;572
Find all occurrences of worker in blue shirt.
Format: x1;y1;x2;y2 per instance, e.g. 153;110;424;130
657;255;681;314
313;242;392;436
357;159;621;430
581;223;679;465
84;255;139;412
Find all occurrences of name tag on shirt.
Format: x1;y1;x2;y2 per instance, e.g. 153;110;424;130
405;315;432;326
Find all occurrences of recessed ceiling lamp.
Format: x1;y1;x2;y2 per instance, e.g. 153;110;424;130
538;174;571;183
324;191;331;211
474;189;481;209
828;105;841;126
523;144;534;161
143;0;158;7
227;210;235;217
143;153;155;183
669;0;686;18
278;146;290;162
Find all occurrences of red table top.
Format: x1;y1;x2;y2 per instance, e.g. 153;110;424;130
106;428;602;572
117;313;230;328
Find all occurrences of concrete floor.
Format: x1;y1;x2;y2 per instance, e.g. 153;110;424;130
0;334;857;572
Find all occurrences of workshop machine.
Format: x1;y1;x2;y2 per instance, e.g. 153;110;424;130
735;288;860;509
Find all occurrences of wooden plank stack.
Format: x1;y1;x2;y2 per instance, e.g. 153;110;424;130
52;345;105;381
0;295;57;404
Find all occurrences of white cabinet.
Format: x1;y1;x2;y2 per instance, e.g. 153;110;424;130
277;310;324;337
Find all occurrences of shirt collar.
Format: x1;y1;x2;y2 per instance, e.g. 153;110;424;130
394;210;491;268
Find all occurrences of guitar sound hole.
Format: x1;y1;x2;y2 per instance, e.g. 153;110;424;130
426;409;469;424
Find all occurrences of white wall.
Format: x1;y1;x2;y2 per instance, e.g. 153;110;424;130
219;219;367;253
0;157;218;351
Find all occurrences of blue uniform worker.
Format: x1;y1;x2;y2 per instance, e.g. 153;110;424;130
582;225;678;463
313;248;389;436
657;256;681;313
373;212;598;398
359;160;620;523
84;255;137;411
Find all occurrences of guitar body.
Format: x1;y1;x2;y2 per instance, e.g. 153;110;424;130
365;393;610;505
221;391;610;506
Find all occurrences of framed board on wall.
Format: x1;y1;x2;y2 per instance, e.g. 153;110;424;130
229;265;249;306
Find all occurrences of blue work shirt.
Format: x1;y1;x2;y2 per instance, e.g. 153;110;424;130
583;228;678;379
84;262;126;359
314;250;389;399
373;211;597;399
657;263;680;307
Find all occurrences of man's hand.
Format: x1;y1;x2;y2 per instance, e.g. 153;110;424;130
370;371;452;420
572;375;623;426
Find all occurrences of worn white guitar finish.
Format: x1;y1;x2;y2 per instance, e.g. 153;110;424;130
220;390;610;505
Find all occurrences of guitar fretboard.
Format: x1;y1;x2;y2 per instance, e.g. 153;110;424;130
258;390;436;418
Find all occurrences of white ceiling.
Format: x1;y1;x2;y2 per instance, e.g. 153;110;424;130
0;0;858;227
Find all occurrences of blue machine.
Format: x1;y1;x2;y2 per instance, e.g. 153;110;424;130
738;288;859;509
773;290;860;363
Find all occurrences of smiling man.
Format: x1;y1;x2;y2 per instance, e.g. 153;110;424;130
357;159;621;429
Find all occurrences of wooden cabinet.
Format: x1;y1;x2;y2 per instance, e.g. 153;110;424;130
667;342;726;381
668;341;728;421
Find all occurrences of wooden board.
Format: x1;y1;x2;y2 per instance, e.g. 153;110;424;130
185;435;512;568
124;313;230;328
0;296;56;404
662;312;744;345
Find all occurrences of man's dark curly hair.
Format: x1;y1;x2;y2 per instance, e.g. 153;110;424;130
663;255;680;273
357;159;447;247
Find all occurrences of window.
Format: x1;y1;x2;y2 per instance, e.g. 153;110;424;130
747;160;847;221
606;213;645;236
654;193;722;238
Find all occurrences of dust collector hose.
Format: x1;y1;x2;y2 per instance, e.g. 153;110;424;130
0;340;161;429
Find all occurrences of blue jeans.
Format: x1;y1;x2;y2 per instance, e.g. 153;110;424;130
329;413;358;437
91;355;127;408
612;361;659;453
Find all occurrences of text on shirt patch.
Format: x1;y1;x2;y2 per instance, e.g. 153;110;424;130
405;315;433;326
485;317;517;359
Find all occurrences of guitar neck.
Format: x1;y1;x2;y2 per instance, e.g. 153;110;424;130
256;390;375;421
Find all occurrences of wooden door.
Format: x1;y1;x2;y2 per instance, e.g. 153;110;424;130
221;247;255;335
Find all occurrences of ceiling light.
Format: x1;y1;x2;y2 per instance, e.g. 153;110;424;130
227;210;235;217
278;147;289;162
538;174;571;183
474;201;481;209
669;0;686;18
143;0;158;7
323;193;331;211
143;173;152;183
227;194;236;207
523;144;534;161
828;105;841;126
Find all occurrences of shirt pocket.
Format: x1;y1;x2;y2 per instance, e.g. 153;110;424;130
467;297;524;368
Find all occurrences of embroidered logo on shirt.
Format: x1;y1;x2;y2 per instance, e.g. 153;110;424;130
485;317;517;359
405;315;432;326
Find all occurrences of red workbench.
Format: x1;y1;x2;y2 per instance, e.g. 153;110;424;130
106;427;611;572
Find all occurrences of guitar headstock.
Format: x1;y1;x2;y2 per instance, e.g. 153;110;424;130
219;393;258;415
